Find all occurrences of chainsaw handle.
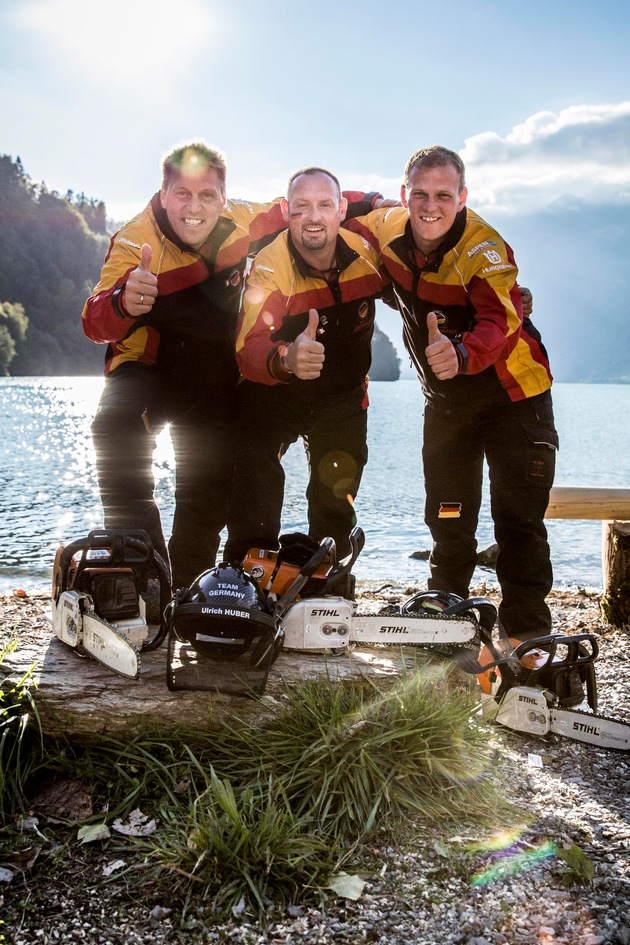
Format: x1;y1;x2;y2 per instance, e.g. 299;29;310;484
321;526;365;595
140;548;173;651
443;596;497;633
56;530;154;589
274;537;335;619
513;633;599;668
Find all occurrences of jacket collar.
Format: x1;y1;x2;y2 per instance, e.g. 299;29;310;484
287;231;359;279
399;206;468;272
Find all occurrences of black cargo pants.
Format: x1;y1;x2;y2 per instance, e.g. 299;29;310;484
422;389;558;637
225;381;368;563
91;364;237;590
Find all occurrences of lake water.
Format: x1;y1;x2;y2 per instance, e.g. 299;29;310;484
0;377;628;596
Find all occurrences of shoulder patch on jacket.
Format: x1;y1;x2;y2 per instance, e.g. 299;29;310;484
467;239;497;258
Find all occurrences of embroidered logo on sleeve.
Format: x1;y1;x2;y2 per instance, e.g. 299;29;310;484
483;249;502;265
467;239;497;258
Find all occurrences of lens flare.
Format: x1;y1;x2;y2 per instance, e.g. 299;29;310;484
471;837;556;887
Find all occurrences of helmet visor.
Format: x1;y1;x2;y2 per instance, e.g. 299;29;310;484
167;613;278;696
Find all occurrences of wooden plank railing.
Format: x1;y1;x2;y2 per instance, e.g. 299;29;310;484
545;487;630;521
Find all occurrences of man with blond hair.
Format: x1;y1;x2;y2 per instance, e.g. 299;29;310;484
83;143;384;588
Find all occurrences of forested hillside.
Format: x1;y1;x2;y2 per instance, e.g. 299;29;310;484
0;155;109;375
0;155;400;379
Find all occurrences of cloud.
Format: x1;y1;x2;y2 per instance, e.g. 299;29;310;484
337;103;630;215
460;102;630;214
293;103;630;217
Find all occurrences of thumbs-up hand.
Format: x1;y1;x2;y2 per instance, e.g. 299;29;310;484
122;243;159;317
281;309;325;380
425;311;459;380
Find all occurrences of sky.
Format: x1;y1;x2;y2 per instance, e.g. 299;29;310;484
1;0;629;225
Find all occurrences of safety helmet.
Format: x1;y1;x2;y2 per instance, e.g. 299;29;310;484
165;564;284;694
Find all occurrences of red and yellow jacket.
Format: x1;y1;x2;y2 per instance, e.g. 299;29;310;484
81;194;287;382
346;206;552;405
236;229;384;399
82;192;382;384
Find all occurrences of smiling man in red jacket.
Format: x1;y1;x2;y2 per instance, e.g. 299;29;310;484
346;146;558;639
223;167;384;564
83;143;384;589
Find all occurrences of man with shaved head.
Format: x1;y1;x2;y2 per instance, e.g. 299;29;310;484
224;167;385;565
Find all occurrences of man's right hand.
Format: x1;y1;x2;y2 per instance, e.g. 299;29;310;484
281;309;325;380
122;244;158;317
426;311;458;380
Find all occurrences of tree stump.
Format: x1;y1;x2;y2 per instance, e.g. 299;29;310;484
601;521;630;628
1;594;443;742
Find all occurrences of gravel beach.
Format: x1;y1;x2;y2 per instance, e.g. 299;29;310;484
1;585;629;945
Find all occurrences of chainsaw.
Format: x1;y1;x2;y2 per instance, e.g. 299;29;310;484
243;527;497;652
245;531;630;750
51;529;171;678
49;527;630;755
459;629;630;752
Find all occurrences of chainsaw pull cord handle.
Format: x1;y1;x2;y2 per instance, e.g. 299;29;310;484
273;537;336;621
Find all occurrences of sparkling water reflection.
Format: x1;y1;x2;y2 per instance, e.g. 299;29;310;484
0;378;628;594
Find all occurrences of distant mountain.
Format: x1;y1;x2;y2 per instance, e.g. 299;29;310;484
487;198;630;384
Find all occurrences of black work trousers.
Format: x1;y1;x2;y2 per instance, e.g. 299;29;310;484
91;365;237;590
224;381;368;563
422;389;558;637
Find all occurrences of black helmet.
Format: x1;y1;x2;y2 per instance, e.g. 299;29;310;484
165;564;284;694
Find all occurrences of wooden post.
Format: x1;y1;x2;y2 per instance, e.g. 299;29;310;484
601;521;630;629
542;488;630;628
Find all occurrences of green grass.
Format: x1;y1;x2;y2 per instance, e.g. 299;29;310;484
0;636;42;820
5;665;514;919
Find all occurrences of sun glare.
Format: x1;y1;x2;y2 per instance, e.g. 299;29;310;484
16;0;215;84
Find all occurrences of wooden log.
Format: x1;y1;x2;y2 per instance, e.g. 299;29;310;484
601;521;630;628
546;487;630;520
0;595;442;742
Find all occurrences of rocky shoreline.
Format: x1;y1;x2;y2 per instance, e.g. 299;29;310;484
2;585;630;945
